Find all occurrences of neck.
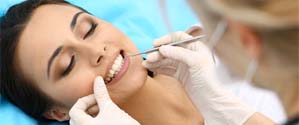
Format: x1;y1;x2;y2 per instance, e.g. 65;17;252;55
120;75;203;125
280;81;299;118
275;75;299;118
257;66;299;118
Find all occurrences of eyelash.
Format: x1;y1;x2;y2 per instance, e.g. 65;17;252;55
61;54;76;77
83;22;98;40
61;22;98;77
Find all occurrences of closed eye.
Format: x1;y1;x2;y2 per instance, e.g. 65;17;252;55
83;23;98;39
61;55;76;77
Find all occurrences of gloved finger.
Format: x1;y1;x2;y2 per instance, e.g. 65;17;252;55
153;66;177;76
86;104;99;117
69;95;95;121
69;113;92;125
93;76;112;111
153;32;192;47
159;45;199;67
145;51;164;63
185;40;206;52
142;59;176;69
142;60;177;76
143;61;176;73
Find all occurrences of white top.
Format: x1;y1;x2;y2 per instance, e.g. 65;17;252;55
216;58;287;124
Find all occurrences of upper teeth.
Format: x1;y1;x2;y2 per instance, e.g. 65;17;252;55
105;54;124;83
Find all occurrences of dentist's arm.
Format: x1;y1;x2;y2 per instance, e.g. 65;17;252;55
143;32;274;125
69;76;140;125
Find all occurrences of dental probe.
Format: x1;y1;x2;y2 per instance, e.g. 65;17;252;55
128;35;205;57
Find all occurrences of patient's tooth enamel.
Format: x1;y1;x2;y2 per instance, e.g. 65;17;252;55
118;62;122;70
115;59;121;65
105;77;111;81
105;54;125;83
109;69;114;74
118;62;122;66
115;66;119;71
108;73;114;77
112;64;118;70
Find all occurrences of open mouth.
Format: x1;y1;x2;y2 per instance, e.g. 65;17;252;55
104;50;129;85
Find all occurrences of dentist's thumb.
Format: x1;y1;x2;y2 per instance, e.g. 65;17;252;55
93;76;111;109
69;76;140;125
159;45;199;67
93;76;140;125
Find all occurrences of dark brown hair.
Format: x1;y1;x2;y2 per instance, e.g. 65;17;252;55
0;0;88;121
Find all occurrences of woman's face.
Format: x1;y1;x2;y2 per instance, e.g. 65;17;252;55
15;4;147;110
189;0;254;79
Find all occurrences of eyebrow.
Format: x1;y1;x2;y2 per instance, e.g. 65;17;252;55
70;11;84;30
47;11;84;78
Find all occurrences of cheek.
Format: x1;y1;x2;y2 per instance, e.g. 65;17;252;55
215;39;248;77
101;24;137;52
54;70;96;108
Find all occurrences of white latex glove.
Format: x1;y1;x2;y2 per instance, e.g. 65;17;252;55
69;76;140;125
143;32;255;125
143;31;214;87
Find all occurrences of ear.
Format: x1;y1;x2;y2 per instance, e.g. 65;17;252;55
228;20;262;60
43;106;70;122
186;25;203;37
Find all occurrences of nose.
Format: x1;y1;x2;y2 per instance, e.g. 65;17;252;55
79;44;107;66
92;46;106;66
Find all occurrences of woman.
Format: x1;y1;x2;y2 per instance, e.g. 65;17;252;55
0;0;203;124
144;0;298;124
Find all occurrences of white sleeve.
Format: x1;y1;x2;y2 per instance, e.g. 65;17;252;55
215;56;287;123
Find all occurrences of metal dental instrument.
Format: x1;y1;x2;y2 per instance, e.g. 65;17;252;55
128;35;205;57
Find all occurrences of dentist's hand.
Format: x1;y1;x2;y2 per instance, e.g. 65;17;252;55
143;32;255;125
69;76;140;125
143;32;215;87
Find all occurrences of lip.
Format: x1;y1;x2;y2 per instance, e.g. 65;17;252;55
104;50;130;86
